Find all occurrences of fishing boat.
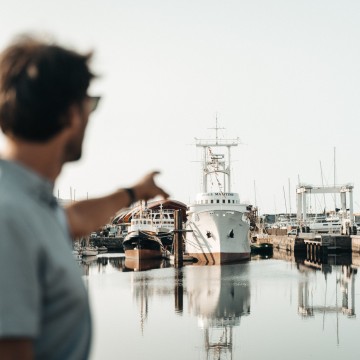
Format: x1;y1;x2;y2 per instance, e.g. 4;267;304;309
185;122;251;264
122;206;164;259
112;199;187;247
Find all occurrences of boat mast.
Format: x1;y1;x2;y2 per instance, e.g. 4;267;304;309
227;145;231;192
196;118;240;193
334;147;336;209
283;186;288;215
202;146;208;193
254;180;257;208
288;178;292;217
320;161;327;212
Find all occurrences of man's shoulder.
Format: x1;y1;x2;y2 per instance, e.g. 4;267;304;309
0;185;34;212
0;160;54;217
0;186;43;230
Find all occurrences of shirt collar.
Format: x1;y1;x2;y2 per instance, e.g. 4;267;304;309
0;159;58;208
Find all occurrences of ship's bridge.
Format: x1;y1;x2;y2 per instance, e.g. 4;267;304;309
195;192;241;205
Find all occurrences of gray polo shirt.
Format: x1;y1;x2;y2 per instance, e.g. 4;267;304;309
0;160;91;359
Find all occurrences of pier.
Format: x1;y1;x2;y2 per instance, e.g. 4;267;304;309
301;233;351;253
256;233;357;257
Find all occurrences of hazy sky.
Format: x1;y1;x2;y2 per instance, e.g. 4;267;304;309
0;0;359;214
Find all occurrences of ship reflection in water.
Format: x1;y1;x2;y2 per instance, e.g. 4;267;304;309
83;253;360;360
127;261;251;359
186;264;250;359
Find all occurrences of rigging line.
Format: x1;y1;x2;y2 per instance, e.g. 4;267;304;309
207;146;225;196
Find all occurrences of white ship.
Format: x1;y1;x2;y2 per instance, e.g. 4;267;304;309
185;123;251;264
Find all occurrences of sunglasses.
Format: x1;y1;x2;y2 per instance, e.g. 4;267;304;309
87;96;101;112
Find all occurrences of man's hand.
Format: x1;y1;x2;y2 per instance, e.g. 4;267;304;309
66;171;170;238
0;339;33;360
132;171;169;202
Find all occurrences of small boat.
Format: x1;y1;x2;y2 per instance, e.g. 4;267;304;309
96;246;108;253
82;247;98;256
123;206;164;260
250;243;273;254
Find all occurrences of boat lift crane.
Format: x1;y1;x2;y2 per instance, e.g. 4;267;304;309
296;184;355;234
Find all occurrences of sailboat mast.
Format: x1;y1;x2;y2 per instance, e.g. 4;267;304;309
334;147;336;209
288;178;292;216
283;186;288;215
320;161;326;212
254;180;257;207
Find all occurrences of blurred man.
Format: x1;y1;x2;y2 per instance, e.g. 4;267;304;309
0;36;168;359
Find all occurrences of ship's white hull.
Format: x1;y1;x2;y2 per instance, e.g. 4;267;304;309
186;209;251;264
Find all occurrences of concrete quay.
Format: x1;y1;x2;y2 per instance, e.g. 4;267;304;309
300;233;352;252
255;234;297;252
256;233;354;254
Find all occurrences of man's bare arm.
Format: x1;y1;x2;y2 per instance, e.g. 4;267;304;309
65;171;169;238
0;339;33;360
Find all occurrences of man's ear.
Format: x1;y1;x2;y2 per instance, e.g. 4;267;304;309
64;104;82;131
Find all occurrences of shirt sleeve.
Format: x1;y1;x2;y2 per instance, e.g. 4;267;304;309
0;209;41;338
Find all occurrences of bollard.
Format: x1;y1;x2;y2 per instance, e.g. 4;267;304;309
174;210;183;268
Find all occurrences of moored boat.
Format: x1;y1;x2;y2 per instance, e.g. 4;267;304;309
82;246;98;256
122;206;163;260
112;199;187;247
96;246;108;253
185;122;251;264
250;243;273;255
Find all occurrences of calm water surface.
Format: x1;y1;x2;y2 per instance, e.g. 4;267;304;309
81;252;360;360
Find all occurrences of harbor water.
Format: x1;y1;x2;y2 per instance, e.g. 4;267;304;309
82;252;360;360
